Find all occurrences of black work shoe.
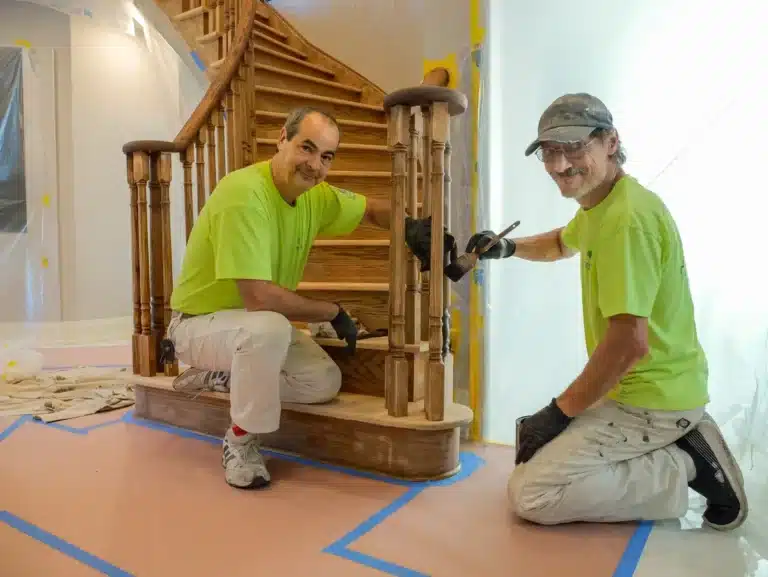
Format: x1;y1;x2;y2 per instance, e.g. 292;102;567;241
675;413;748;530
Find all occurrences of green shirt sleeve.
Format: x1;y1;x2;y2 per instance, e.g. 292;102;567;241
596;223;663;318
210;205;274;282
316;183;367;237
560;211;582;251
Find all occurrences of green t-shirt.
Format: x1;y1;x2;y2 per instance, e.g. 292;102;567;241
170;160;367;315
560;175;709;411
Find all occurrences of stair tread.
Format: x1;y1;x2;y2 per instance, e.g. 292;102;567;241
173;6;204;21
197;30;219;44
253;30;307;59
253;46;336;77
297;281;389;292
256;137;385;152
125;377;470;430
253;63;361;94
254;110;384;130
253;19;288;40
255;86;384;112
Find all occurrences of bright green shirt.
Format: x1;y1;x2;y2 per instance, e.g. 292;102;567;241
170;160;367;315
561;175;709;411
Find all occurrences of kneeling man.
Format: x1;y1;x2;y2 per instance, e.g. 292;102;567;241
467;93;747;530
166;106;432;489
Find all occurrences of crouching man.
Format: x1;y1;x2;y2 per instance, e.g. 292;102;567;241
165;106;438;489
467;93;748;530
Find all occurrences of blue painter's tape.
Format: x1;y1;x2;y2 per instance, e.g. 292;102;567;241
612;520;654;577
0;415;31;442
124;410;486;488
328;486;423;549
326;544;431;577
190;51;206;71
1;511;135;577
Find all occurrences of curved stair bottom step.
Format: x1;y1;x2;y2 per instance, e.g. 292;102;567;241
124;375;473;481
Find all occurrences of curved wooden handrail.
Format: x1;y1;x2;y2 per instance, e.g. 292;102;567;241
421;67;450;88
123;0;260;155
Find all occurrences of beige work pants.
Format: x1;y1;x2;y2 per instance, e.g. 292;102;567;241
166;309;341;434
508;399;705;525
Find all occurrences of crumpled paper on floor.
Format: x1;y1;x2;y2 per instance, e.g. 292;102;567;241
0;366;134;423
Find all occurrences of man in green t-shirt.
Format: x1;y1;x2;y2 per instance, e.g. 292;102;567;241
466;94;747;530
164;106;439;489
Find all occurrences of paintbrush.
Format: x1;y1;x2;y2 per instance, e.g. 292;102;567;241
444;220;521;282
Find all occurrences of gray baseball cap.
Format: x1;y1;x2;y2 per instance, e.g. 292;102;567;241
524;93;614;156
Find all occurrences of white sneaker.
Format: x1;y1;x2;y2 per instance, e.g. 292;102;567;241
222;428;271;489
172;368;230;393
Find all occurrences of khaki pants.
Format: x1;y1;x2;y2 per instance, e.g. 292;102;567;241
166;309;341;434
508;399;705;524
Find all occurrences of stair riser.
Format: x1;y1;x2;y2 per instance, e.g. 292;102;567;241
253;33;306;60
176;18;207;56
253;49;335;80
255;89;386;124
295;288;388;331
254;67;360;102
304;244;388;283
254;21;287;43
323;174;423;203
196;38;223;66
323;347;424;401
256;144;389;172
132;384;460;479
255;115;386;146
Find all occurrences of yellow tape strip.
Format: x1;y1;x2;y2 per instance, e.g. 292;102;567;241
468;0;486;441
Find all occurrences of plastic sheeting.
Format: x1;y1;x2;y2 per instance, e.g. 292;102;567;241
0;50;25;234
482;0;767;555
0;46;60;324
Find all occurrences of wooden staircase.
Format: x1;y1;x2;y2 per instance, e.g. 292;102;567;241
121;0;473;480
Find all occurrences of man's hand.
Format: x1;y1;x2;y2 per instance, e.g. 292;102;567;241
465;231;515;260
330;305;358;353
515;398;573;464
404;216;457;272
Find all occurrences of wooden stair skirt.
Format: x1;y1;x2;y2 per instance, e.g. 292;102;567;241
127;374;473;480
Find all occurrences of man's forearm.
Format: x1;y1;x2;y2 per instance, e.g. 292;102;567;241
237;280;339;323
508;227;574;262
556;332;646;417
364;198;391;229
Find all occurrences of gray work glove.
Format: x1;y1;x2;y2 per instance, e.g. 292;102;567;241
465;231;516;260
330;305;357;354
405;216;458;273
515;399;573;464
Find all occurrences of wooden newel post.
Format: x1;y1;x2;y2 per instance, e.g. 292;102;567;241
383;86;468;421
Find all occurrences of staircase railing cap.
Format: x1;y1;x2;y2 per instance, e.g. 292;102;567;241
122;140;184;155
383;86;468;116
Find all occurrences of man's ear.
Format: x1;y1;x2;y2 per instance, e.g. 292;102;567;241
607;129;619;154
277;126;288;151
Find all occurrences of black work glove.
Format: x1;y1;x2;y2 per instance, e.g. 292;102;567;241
515;398;573;465
404;216;457;273
330;305;358;354
465;230;516;260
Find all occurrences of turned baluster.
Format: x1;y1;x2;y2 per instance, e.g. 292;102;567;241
385;104;410;417
405;111;422;344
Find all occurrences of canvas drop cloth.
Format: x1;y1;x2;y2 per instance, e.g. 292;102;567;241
0;366;134;423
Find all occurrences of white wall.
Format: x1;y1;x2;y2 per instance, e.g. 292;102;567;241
483;0;766;445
